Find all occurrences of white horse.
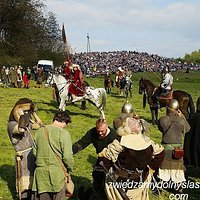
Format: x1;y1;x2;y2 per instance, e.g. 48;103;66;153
46;73;107;118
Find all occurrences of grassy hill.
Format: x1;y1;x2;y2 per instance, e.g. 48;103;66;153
0;70;200;199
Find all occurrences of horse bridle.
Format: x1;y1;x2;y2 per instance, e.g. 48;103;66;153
48;73;69;93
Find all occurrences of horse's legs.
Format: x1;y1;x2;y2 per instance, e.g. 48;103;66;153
155;107;159;124
129;89;132;98
52;87;56;100
99;107;105;119
125;88;128;98
105;87;108;94
59;97;66;111
108;87;111;94
150;107;157;125
120;89;124;96
116;87;119;94
81;101;86;110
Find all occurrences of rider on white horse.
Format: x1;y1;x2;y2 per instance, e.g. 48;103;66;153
46;73;107;119
68;64;86;100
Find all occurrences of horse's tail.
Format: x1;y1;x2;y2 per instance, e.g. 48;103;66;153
143;93;146;109
99;88;107;110
188;93;195;117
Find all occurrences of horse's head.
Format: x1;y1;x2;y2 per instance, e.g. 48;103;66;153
46;72;54;86
139;78;146;94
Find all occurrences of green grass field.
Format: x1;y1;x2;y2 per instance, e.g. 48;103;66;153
0;70;200;199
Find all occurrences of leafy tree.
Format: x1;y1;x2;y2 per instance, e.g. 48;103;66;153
183;50;200;65
0;0;65;67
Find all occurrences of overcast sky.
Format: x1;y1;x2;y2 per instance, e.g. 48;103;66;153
45;0;200;58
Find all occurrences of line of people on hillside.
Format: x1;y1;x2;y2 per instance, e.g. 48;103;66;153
1;65;32;88
0;65;49;89
0;58;174;104
7;96;200;200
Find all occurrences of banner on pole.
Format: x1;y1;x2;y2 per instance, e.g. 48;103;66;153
62;24;67;44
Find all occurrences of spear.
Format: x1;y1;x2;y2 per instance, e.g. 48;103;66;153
16;155;22;200
62;23;71;67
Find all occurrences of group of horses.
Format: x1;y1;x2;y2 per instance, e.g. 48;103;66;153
104;74;132;98
46;72;194;125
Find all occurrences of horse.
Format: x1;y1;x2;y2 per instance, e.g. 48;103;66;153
104;74;114;94
120;76;133;98
46;73;107;118
138;77;195;124
51;81;89;110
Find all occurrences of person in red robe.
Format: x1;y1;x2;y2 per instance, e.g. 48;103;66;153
63;61;73;81
68;64;85;96
23;71;30;89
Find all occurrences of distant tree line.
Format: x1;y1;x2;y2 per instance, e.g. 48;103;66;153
0;0;65;67
181;50;200;65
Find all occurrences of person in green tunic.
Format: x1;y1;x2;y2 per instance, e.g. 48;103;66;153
32;111;74;200
72;118;118;199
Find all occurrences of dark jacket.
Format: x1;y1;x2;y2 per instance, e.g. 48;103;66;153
72;126;118;154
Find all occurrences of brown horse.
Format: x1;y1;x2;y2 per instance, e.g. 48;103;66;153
138;78;195;124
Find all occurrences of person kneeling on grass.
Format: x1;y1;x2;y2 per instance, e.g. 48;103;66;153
72;118;118;200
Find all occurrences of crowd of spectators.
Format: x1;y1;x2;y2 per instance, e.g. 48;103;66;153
70;50;200;77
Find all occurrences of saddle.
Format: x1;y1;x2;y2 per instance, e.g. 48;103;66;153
68;83;86;97
153;87;173;100
159;90;173;100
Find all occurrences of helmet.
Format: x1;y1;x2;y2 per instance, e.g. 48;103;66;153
167;99;179;111
121;102;133;114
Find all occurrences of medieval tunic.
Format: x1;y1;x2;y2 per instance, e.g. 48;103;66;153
160;72;173;91
32;125;74;194
72;126;118;154
9;68;17;87
7;121;35;198
68;69;84;96
99;134;164;200
158;113;190;183
36;68;43;85
63;66;72;80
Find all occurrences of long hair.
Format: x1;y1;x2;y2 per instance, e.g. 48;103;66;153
9;98;35;122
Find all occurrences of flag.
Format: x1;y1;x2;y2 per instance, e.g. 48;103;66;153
62;23;70;65
62;23;67;44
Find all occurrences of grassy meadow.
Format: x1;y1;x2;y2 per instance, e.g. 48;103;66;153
0;70;200;200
